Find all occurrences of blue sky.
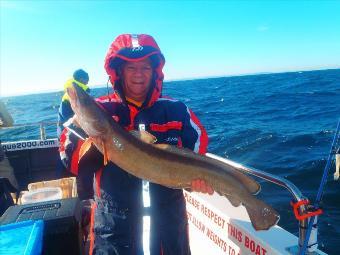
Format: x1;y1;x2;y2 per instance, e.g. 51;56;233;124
1;0;339;96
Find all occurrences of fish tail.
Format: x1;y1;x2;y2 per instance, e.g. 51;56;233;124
245;198;280;231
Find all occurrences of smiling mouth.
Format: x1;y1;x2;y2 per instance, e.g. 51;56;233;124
132;82;145;85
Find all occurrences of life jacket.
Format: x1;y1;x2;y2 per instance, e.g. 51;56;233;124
61;79;90;102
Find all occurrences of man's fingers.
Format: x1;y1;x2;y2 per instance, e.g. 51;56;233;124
206;185;214;195
191;179;199;191
199;179;207;193
191;179;214;195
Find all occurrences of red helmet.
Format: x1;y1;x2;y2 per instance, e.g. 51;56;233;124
104;34;165;105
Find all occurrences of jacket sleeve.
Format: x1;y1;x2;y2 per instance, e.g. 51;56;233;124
59;123;103;176
57;100;74;138
180;104;208;155
59;123;103;199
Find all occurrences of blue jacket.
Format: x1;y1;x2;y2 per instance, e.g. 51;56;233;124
59;91;208;255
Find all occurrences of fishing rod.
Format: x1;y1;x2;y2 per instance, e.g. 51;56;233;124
299;119;340;255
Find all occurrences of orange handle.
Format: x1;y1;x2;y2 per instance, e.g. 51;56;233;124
290;199;323;221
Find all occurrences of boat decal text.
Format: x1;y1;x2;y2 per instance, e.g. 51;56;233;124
2;139;59;151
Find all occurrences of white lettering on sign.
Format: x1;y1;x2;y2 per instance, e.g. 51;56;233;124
2;139;59;152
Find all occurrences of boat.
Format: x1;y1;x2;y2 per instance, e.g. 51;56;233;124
1;120;332;255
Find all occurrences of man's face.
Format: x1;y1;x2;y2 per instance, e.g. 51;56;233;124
122;58;153;103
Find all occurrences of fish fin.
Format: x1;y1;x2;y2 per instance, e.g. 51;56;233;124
83;137;108;166
102;140;108;165
225;195;242;207
154;144;171;150
78;138;94;162
130;130;157;144
245;199;280;231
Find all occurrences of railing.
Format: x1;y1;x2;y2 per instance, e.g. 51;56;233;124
0;121;57;140
206;153;319;255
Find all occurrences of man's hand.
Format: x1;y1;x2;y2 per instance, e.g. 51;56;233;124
191;179;214;195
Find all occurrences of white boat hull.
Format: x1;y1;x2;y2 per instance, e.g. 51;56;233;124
185;191;326;255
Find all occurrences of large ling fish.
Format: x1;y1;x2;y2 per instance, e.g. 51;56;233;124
67;83;280;231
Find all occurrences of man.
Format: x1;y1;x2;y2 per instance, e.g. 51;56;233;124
60;34;212;255
57;69;90;138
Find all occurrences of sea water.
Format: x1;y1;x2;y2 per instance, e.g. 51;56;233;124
1;69;340;254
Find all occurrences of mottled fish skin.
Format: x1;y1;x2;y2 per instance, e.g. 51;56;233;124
67;83;280;231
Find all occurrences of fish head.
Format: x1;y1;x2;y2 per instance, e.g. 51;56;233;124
67;83;112;138
67;82;91;112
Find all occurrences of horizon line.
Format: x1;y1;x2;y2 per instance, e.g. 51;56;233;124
1;67;339;98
